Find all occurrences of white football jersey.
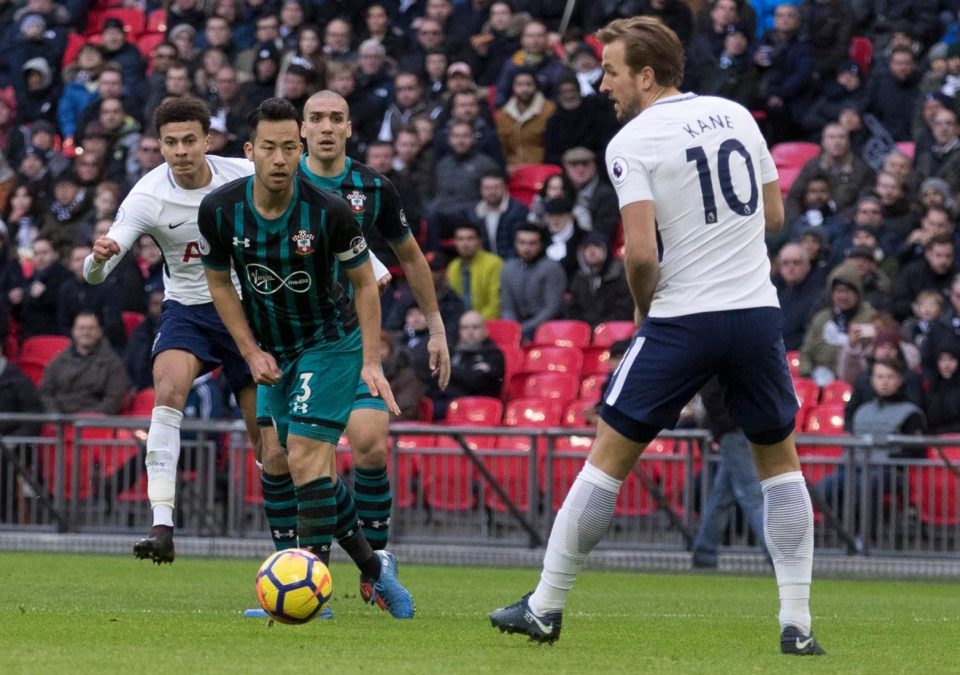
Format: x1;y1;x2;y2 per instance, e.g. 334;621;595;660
606;94;780;318
83;156;254;305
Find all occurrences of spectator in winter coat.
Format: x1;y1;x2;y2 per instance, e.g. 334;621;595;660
432;310;505;419
924;339;960;434
500;224;566;341
566;232;634;327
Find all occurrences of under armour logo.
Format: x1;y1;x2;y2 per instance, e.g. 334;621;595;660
272;529;296;539
370;518;390;528
246;264;312;294
292;401;307;414
233;236;250;248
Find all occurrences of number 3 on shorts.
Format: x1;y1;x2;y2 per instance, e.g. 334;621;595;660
293;373;313;414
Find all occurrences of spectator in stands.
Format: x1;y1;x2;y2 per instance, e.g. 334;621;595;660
563;146;619;245
144;62;194;126
855;3;938;51
378;71;430;143
38;310;129;414
914;108;960;192
61;63;124;146
781;172;843;250
494;69;554;172
897;205;954;268
398;16;445;74
567;232;633;327
912;91;954;159
528;172;591;234
773;242;823;351
3;182;42;259
360;3;409;62
435;89;503;165
753;3;814;143
56;43;103;141
903;288;944;356
543;72;617;167
800;61;866;138
447;222;503;320
469;0;525;87
39;171;90;257
685;0;748;90
15;148;52;208
100;18;146;100
786;123;875;223
365;141;423;235
842;244;893;312
500;223;566;341
864;45;921;142
24;121;68;180
924;338;960;434
381;330;426;422
0;350;43;436
199;15;240;65
799;263;878;385
889;235;956;321
96;97;142;183
355;39;393;110
235;15;283;76
392;124;433;208
798;0;854;86
838;321;923;403
541;196;586;280
586;0;693;45
697;22;757;109
494;20;565;107
18;57;57;127
278;0;306;51
325;62;386;157
167;0;207;36
430;120;500;219
432;309;505;419
56;244;124;350
124;288;163;391
277;24;327;99
921;272;960;379
467;170;527;259
918;176;956;219
386;252;463;346
243;42;282;107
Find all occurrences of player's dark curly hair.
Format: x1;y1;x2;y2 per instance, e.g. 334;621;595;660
247;98;302;141
153;97;211;136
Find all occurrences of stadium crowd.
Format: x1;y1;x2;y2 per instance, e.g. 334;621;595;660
0;0;959;441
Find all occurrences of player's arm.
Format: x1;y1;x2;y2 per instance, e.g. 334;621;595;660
84;192;157;284
620;200;660;323
762;180;785;232
345;259;401;416
390;235;451;389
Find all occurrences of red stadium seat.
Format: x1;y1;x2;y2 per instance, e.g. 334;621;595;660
910;443;960;527
19;335;70;363
532;320;592;348
503;397;563;428
146;8;168;34
523;372;580;403
820;380;853;405
792;377;819;409
126;388;156;416
798;404;848;484
592;320;635;347
485;434;536;513
562;399;596;427
486;318;521;349
778;167;802;197
61;31;88;68
508;163;563;207
579;373;607;403
85;8;147;37
522;346;583;376
785;350;801;378
416;396;434;422
502;349;527;399
137;32;166;60
121;311;145;339
849;36;873;77
581;346;611;376
39;421;115;500
390;431;430;509
445;396;503;426
770;141;820;169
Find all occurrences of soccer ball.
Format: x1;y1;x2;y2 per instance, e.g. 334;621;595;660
255;549;333;624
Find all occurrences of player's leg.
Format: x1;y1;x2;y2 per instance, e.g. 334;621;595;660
255;387;298;552
134;348;202;564
346;390;392;550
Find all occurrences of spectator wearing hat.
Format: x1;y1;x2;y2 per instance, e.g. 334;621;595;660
39;170;91;256
465;170;528;260
386;251;464;346
786;122;875;224
494;67;555;172
17;56;57;127
800;60;866;136
890;234;956;322
447;221;503;319
3;13;63;99
562;145;620;245
864;45;921;143
541;195;586;280
100;17;146;98
919;176;957;218
848;221;899;278
11;236;70;339
924;338;960;434
566;232;633;328
798;0;854;85
698;22;758;109
567;42;603;97
543;72;617;167
242;42;282;107
773;242;823;351
799;263;878;385
843;243;893;312
469;0;525;87
500;223;566;342
23;121;67;180
494;20;566;108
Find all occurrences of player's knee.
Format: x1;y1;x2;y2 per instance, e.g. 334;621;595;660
352;436;388;468
152;375;190;409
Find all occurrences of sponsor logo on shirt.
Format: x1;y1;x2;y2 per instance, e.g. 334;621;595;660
246;264;312;294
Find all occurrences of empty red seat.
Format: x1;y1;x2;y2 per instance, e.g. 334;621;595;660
778;167;802;197
562;399;596;426
503;397;563;428
523;372;580;403
820;380;853;405
486;319;521;349
910;444;960;526
122;311;145;339
390;432;429;509
146;8;167;33
19;335;70;363
137;32;166;60
522;346;583;376
446;396;503;426
126;388;156;416
532;320;592;348
798;404;848;483
785;350;801;378
500;345;526;398
85;8;147;37
592;321;635;347
770;141;820;169
508;163;563;207
579;373;607;403
581;346;611;376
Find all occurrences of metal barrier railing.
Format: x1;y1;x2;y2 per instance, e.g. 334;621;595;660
1;414;958;557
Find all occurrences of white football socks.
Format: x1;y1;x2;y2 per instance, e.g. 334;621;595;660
146;405;184;528
528;462;621;616
762;470;814;634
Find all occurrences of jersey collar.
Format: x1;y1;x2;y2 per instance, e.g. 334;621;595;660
300;155;351;190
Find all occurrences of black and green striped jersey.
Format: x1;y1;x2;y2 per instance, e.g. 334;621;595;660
198;174;369;363
299;156;411;269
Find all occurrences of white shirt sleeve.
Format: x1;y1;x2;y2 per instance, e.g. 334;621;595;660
607;134;655;208
369;251;390;281
83;190;161;284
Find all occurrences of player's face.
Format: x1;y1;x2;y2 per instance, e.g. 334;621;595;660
302;98;352;162
246;119;303;193
600;40;645;122
159;121;209;178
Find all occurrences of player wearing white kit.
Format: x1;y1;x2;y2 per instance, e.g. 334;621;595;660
490;17;824;655
84;98;261;564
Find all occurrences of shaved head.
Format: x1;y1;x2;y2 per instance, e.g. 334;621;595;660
305;90;350;117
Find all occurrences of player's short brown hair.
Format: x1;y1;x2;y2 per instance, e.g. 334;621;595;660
597;16;684;88
153;97;211;136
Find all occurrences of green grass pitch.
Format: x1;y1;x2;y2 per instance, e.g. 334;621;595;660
2;552;959;674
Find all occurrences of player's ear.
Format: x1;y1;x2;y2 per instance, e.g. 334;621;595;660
346;119;352;138
203;133;210;151
244;141;254;160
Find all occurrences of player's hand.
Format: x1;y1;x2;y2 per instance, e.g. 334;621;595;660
247;349;282;385
361;364;401;416
428;333;451;390
92;236;121;263
377;272;392;296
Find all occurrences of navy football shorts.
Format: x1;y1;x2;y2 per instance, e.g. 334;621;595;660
599;307;798;445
